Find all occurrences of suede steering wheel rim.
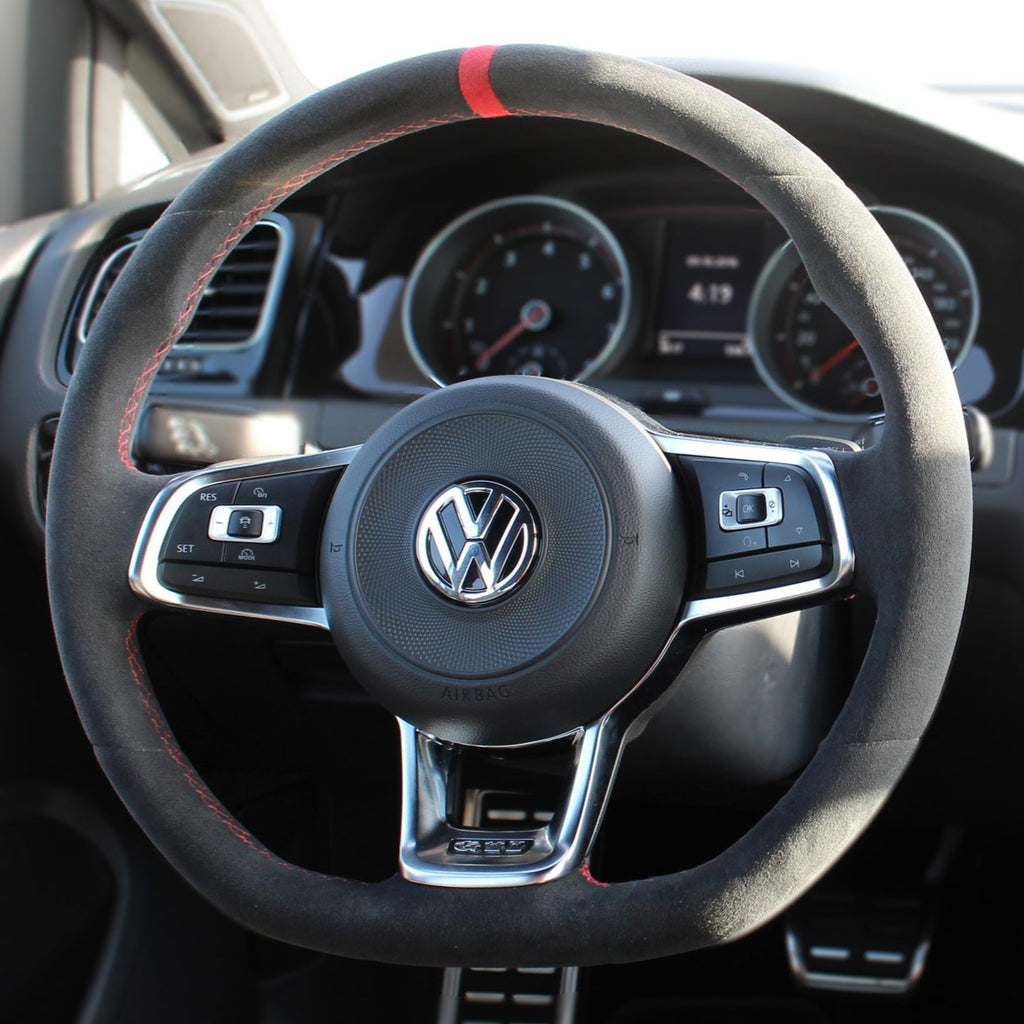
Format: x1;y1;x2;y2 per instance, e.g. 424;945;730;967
45;45;972;966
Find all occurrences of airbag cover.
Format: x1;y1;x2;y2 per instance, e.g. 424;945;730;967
320;376;686;745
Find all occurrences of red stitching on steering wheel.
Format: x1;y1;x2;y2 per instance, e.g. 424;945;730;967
580;864;609;888
115;99;669;469
123;615;280;858
122;615;347;881
117;112;473;469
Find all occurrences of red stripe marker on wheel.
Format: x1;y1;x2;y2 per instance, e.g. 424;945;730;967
458;45;510;118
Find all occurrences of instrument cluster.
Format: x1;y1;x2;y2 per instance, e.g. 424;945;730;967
395;192;981;421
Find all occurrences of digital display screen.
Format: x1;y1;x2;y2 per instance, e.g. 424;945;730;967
654;220;765;365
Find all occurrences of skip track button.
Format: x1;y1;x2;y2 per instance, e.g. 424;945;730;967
704;544;829;594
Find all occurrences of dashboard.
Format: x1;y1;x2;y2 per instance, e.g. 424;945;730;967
2;67;1024;542
83;95;1024;456
8;73;1021;496
293;91;1024;433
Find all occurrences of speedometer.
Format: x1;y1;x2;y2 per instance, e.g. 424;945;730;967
402;195;634;386
747;206;979;420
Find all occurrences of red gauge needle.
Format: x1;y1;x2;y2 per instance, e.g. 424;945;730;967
472;299;552;370
808;338;861;384
845;377;881;410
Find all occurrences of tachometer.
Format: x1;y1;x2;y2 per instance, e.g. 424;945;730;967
747;206;979;420
402;196;634;386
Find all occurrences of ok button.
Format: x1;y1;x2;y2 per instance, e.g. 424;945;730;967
737;492;767;524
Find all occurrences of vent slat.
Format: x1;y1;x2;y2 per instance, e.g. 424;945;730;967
206;283;273;296
77;220;285;350
193;305;270;319
232;238;279;250
177;330;253;342
212;261;277;274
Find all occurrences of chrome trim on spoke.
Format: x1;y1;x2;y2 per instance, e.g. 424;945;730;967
398;717;623;887
128;446;360;628
652;432;855;625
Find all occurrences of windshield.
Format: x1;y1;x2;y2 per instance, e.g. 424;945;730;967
260;0;1024;95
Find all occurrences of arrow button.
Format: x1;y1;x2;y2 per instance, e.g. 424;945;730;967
765;465;823;549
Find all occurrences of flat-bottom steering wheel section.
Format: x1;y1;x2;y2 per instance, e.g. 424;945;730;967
129;376;853;888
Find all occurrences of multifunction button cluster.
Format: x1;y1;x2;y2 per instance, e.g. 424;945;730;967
157;468;340;607
689;458;831;595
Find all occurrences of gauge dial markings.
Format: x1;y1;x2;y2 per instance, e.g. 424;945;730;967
747;206;979;421
403;195;634;387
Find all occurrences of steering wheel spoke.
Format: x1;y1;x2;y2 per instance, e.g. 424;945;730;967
398;716;623;887
129;447;359;627
654;433;855;630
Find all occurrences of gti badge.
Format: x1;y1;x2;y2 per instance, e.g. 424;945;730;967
415;480;538;605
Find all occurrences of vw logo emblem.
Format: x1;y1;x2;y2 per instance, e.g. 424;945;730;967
415;480;538;605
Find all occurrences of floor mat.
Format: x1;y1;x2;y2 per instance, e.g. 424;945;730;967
607;995;832;1023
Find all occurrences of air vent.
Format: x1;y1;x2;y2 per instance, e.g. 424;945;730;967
75;215;292;355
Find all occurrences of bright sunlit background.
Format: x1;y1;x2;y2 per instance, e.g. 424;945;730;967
260;0;1024;89
117;1;1024;188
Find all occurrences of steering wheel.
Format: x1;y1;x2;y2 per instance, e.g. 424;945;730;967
44;45;972;966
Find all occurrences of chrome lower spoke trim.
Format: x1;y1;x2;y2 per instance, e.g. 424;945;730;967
398;717;624;887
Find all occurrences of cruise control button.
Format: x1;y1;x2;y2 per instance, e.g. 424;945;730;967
159;562;317;605
229;469;340;572
227;508;264;537
209;504;281;544
160;482;238;564
703;544;828;594
765;465;823;548
158;562;222;594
